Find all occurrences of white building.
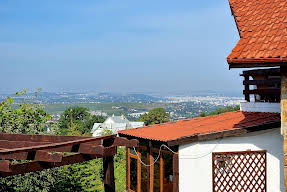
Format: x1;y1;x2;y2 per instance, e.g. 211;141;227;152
119;102;284;191
91;115;144;136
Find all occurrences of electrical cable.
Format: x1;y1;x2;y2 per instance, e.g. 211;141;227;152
132;144;177;167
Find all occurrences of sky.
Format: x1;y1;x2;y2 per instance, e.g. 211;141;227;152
0;0;243;95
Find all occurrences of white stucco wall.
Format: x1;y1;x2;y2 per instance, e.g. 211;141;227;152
240;101;280;113
179;128;284;192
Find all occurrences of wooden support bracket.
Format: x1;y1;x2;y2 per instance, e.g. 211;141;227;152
113;137;139;147
0;160;11;172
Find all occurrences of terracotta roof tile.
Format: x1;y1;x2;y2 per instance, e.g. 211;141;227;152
118;111;280;142
227;0;287;66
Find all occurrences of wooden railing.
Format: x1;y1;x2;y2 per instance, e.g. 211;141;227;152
241;68;281;102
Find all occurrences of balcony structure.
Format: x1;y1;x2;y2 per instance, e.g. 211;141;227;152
242;68;281;103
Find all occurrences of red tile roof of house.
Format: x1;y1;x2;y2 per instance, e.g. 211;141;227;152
118;111;280;144
227;0;287;68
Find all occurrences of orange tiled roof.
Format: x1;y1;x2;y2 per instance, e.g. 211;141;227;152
227;0;287;67
119;111;280;142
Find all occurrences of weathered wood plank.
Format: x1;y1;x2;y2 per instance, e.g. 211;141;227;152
173;153;179;192
240;68;280;76
0;154;100;177
113;137;139;147
243;79;281;86
0;135;116;154
103;156;115;192
243;88;281;95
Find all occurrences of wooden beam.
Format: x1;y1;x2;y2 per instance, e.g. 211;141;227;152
243;88;280;95
243;79;281;86
0;135;116;155
0;133;90;142
34;151;63;162
0;140;52;148
0;161;11;172
229;61;287;68
0;133;115;143
79;145;117;157
0;150;63;162
113;137;139;147
0;153;100;177
240;68;280;76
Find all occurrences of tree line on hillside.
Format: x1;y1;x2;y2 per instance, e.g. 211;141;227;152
199;105;240;117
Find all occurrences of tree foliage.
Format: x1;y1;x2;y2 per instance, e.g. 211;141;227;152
0;91;80;192
0;92;51;134
199;105;240;117
57;107;105;135
0;92;126;192
139;107;170;126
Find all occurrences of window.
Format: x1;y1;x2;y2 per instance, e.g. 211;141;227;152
130;157;138;191
140;148;148;192
128;147;140;192
212;150;267;192
152;151;160;192
128;147;176;192
162;153;173;192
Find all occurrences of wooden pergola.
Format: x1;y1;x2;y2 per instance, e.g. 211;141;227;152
0;133;138;192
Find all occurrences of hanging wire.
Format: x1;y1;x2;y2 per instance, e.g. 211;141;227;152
132;144;177;167
133;128;278;166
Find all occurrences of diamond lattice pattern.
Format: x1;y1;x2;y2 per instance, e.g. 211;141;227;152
212;151;266;192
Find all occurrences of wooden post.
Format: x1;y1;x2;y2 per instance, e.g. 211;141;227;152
150;147;154;191
160;154;163;192
244;75;250;102
147;142;152;192
103;156;115;192
103;138;115;192
137;149;141;192
281;66;287;191
173;153;179;192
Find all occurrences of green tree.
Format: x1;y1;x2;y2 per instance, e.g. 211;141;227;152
57;107;89;135
57;107;105;135
139;107;170;126
0;95;51;134
84;115;105;134
199;105;240;117
0;93;124;192
0;91;83;192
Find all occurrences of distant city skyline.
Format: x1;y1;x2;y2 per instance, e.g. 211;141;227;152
1;0;243;94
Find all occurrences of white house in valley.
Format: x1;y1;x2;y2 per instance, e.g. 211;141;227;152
91;114;144;136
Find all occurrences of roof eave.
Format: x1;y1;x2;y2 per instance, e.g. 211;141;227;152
227;57;287;68
167;120;280;146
